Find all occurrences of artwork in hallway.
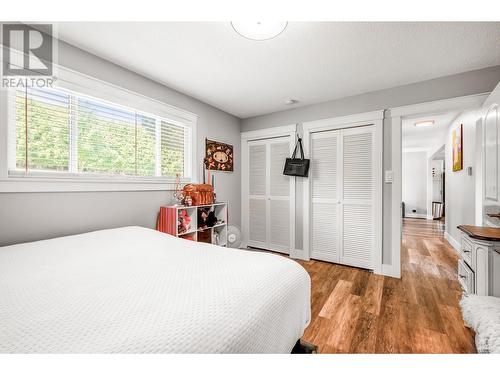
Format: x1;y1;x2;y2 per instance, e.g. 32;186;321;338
452;124;463;172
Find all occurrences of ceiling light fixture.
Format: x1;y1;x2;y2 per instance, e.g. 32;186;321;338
285;99;298;105
231;21;288;41
414;120;435;127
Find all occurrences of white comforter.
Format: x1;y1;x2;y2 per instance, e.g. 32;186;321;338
0;226;310;353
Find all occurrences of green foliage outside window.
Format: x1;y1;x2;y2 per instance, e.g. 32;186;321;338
16;92;70;171
15;88;186;177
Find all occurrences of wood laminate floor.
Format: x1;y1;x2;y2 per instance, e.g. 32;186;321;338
296;218;476;353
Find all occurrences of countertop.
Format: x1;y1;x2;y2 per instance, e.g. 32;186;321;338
457;225;500;242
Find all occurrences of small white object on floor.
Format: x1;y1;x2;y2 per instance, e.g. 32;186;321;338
460;295;500;353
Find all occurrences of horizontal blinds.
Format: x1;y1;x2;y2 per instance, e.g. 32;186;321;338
77;95;136;175
136;115;157;177
16;87;70;172
160;121;185;177
12;86;189;178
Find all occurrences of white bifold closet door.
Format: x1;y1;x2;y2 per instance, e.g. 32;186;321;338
247;137;293;254
310;125;375;269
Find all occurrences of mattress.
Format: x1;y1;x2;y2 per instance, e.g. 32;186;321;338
0;226;311;353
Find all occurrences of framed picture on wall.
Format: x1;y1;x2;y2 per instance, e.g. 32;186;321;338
205;139;234;172
452;124;463;172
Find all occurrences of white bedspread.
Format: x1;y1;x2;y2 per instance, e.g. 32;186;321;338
0;226;310;353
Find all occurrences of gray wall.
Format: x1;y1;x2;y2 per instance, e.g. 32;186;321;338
241;66;500;265
402;151;428;217
0;40;241;246
444;109;480;245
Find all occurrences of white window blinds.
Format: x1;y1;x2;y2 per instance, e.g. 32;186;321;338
15;87;71;172
11;86;189;179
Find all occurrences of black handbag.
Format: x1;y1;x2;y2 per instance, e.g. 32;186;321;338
283;136;310;177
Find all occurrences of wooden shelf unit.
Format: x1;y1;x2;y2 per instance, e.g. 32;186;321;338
157;202;228;246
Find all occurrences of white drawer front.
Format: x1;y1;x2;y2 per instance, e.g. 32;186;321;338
461;236;474;268
458;259;475;294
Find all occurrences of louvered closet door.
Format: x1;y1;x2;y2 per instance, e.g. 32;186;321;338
340;126;375;269
310;131;341;263
268;138;292;253
248;141;268;248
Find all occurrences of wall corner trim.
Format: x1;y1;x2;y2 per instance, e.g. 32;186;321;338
444;231;461;253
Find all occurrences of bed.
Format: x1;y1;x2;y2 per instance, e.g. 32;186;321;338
0;226;311;353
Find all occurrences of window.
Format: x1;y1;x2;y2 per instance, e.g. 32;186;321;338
10;86;191;180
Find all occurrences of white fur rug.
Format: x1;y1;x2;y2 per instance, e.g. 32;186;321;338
460;295;500;353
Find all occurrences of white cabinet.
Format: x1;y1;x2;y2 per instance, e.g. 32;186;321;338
458;258;475;295
458;230;500;297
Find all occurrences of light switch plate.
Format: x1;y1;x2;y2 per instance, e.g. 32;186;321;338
385;170;393;184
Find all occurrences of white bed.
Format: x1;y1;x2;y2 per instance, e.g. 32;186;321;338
0;226;311;353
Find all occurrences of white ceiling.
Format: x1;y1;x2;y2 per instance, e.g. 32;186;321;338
57;22;500;118
402;111;459;151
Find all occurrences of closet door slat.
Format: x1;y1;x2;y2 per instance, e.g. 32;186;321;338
270;142;290;197
249;143;266;196
249;198;267;244
310;131;340;263
343;132;373;200
312;135;338;200
341;128;375;269
248;142;267;246
246;137;292;253
269;200;290;249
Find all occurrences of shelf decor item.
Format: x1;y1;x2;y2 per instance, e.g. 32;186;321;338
182;183;214;205
173;173;184;205
452;124;463;172
205;138;234;172
178;209;192;234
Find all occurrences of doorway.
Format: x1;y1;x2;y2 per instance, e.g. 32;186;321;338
391;93;488;278
429;145;445;227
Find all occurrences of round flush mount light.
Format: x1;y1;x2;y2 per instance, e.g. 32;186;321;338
285;99;298;105
414;120;435;127
231;21;288;41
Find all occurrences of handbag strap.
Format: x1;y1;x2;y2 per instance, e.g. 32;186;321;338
291;137;305;160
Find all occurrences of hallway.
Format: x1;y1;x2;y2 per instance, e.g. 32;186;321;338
298;218;476;353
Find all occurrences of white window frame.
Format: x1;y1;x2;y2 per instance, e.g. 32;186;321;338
0;64;198;192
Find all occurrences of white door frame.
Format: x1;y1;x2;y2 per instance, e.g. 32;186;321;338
389;93;489;278
302;110;384;274
241;124;296;254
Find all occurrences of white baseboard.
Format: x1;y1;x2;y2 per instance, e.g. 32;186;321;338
405;213;428;219
426;215;434;220
444;232;460;253
289;249;309;261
